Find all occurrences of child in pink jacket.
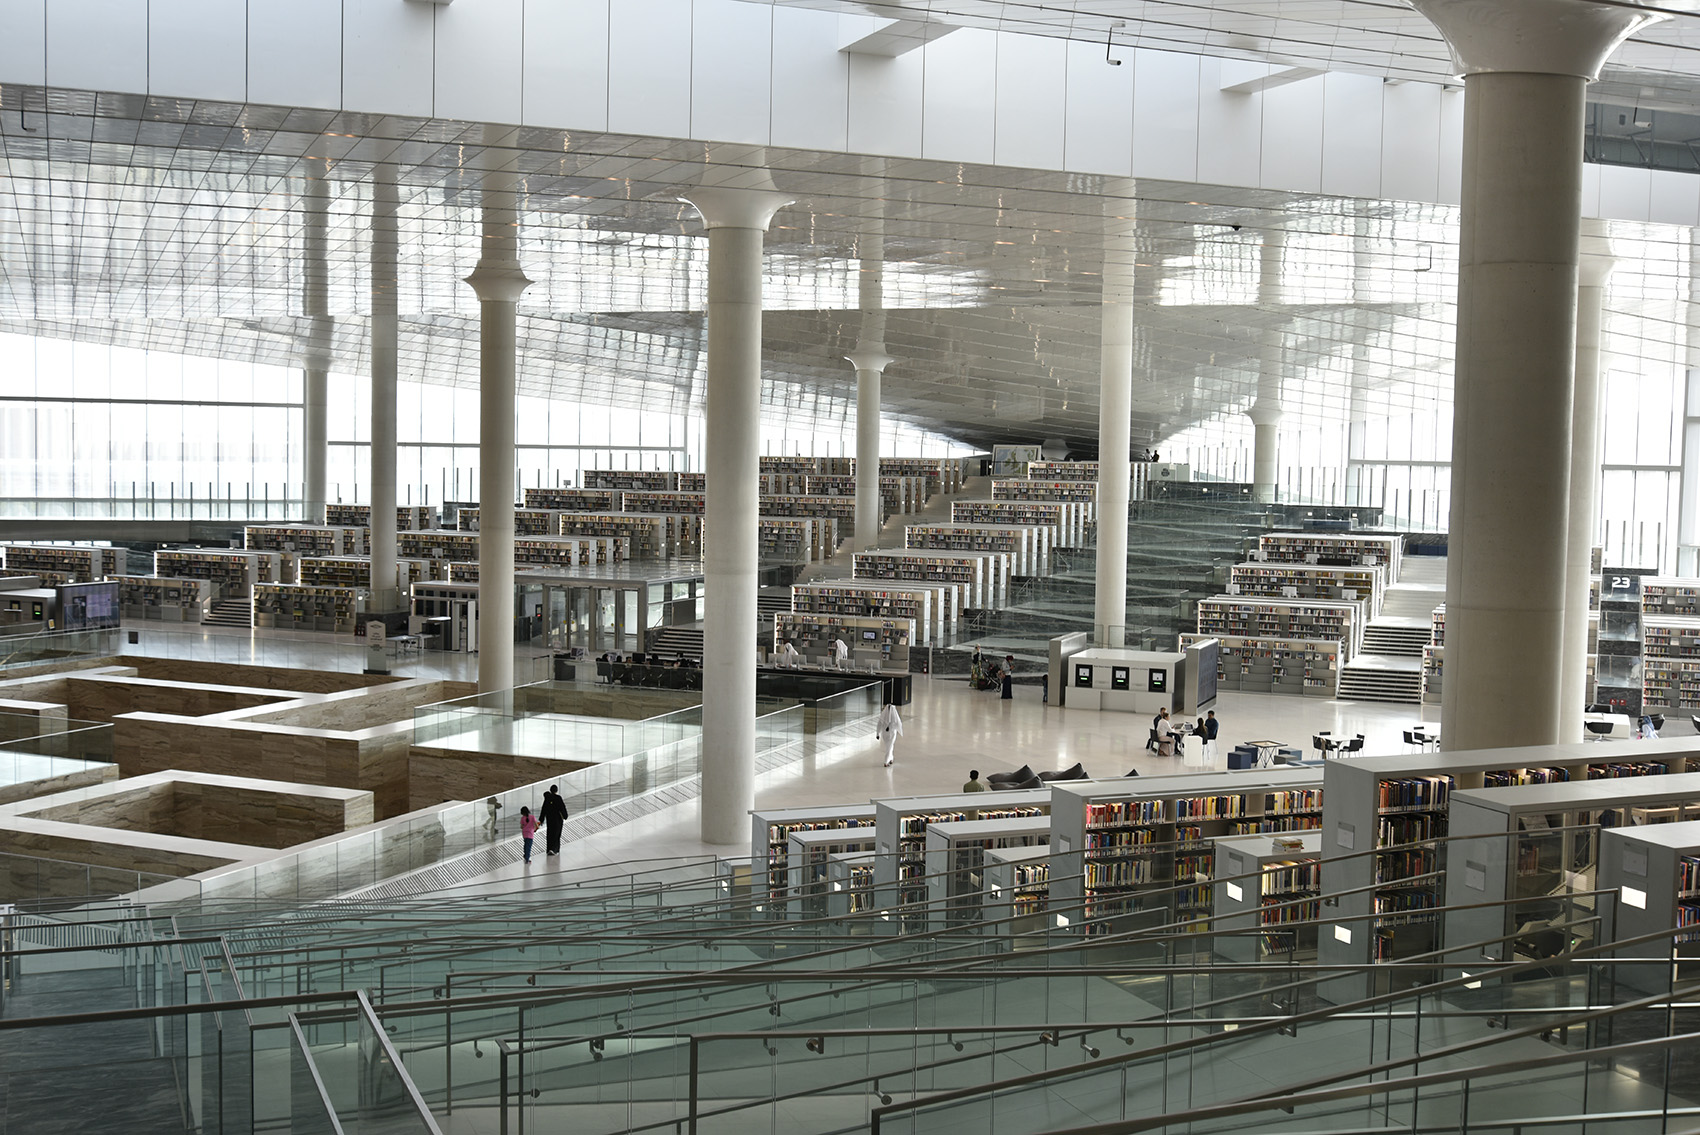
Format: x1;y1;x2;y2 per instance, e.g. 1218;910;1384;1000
519;806;538;863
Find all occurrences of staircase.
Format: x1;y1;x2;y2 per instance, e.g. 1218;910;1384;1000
202;598;252;628
1341;556;1446;703
646;627;705;658
757;588;793;621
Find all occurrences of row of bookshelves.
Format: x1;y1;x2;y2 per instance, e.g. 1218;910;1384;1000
521;488;620;512
253;583;364;633
905;523;1046;576
110;575;216;622
790;581;949;644
1178;633;1341;698
950;499;1088;547
154;549;280;598
1422;645;1443;705
1228;562;1384;617
1256;532;1403;584
2;544;125;583
853;549;997;610
1195;597;1363;659
324;504;436;530
772;611;913;672
245;525;367;556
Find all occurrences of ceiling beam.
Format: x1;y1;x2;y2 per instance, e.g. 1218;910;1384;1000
841;19;957;58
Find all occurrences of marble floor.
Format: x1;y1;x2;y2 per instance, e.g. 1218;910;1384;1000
461;673;1446;885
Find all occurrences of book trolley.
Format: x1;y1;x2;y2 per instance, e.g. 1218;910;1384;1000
1048;769;1324;936
1211;830;1323;963
1441;771;1700;970
1599;819;1700;993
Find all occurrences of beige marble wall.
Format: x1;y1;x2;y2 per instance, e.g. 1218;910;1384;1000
0;818;248;876
0;665;137;707
65;675;295;722
513;685;699;721
238;679;476;730
0;761;118;806
407;745;595;810
128;657;399;693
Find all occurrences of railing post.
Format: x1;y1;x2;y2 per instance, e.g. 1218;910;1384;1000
687;1035;699;1135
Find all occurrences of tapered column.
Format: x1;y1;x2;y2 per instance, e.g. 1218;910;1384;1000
679;184;791;846
369;168;400;611
848;351;893;550
302;162;329;523
1412;0;1660;751
1094;202;1137;646
1248;230;1284;504
465;136;531;695
1559;234;1614;741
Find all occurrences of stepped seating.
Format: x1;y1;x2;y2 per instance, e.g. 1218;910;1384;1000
1339;656;1423;703
645;626;704;658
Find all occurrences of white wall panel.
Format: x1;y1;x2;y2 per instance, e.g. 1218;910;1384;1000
847;43;924;157
769;4;847;152
607;0;692;139
149;0;245;103
436;0;524;124
1379;81;1440;203
1130;50;1198;182
523;0;609;132
0;0;45;86
1320;73;1382;200
1436;86;1464;205
47;0;146;94
1648;169;1700;228
1596;164;1651;223
1062;39;1133;177
343;0;435;118
691;0;772;146
1259;74;1324;193
1580;162;1602;219
248;0;341;109
994;32;1065;170
1197;59;1263;189
921;27;996;165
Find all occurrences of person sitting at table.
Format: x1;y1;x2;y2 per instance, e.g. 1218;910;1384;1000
778;640;801;669
831;636;851;671
1155;708;1175;757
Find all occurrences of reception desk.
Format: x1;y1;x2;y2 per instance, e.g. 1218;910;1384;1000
757;666;912;707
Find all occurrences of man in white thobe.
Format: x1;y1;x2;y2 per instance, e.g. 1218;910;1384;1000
877;702;903;767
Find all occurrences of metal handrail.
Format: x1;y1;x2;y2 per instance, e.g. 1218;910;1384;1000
354;989;445;1135
286;1013;348;1135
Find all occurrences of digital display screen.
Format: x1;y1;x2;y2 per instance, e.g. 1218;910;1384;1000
862;630;878;641
1074;664;1093;688
1111;666;1130;691
1147;668;1167;693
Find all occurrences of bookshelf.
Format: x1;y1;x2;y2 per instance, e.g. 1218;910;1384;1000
1316;744;1696;998
924;817;1051;929
791;581;943;644
522;487;622;512
773;612;912;672
992;478;1098;524
110;575;216;622
549;513;668;558
759;495;858;524
2;544;124;582
854;549;992;610
1431;605;1445;646
297;556;437;591
398;529;480;563
324;504;436;530
154;549;279;598
1228;562;1384;617
244;525;364;556
870;789;1053;926
1640;577;1700;617
1442;773;1700;969
983;844;1054;937
1211;830;1323;963
515;536;630;570
907;523;1046;577
750;804;877;903
823;850;881;919
1195;596;1363;660
457;508;566;536
1177;633;1340;697
1257;532;1404;584
620;491;707;516
1048;770;1324;936
951;500;1079;549
759;518;837;564
1599;820;1700;993
677;473;705;493
253;583;364;633
1422;645;1444;705
787;827;880;920
869;457;951;497
761;456;851;477
582;470;679;491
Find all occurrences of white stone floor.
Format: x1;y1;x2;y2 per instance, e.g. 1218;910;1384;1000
467;674;1447;885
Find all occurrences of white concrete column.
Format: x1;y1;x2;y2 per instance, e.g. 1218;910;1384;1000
465;136;532;695
679;183;791;847
1412;0;1660;751
1559;233;1614;741
1248;229;1284;504
847;350;893;550
1094;200;1137;646
302;162;329;523
369;167;400;611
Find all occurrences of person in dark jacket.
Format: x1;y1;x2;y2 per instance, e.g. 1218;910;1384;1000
539;784;569;856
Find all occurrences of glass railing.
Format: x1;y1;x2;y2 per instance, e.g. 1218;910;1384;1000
0;850;175;908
